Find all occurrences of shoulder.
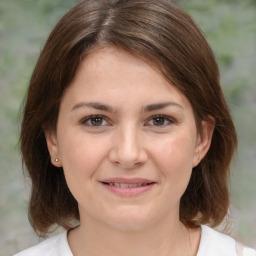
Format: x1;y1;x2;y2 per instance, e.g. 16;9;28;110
13;231;73;256
197;225;256;256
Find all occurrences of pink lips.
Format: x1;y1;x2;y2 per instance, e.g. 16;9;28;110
100;177;156;197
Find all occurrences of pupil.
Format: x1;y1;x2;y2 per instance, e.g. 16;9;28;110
153;117;164;125
92;117;102;126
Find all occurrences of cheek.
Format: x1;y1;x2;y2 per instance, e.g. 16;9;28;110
58;131;110;180
151;135;196;188
57;132;111;205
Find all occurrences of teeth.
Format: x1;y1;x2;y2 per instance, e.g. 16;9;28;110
119;183;129;188
129;183;140;188
108;183;148;188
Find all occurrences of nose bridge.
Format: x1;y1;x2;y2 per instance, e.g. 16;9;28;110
120;123;139;154
110;122;147;168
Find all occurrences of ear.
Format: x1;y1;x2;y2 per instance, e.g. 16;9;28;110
45;130;62;167
193;117;215;167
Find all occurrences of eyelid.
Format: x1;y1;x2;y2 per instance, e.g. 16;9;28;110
80;115;111;127
145;114;175;127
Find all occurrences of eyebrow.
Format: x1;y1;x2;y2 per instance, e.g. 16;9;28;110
71;101;183;112
143;102;183;112
71;102;114;112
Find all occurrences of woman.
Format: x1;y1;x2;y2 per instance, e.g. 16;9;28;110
16;0;255;255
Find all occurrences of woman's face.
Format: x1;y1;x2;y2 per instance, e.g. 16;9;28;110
46;46;213;231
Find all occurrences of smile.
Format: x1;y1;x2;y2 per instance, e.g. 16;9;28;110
106;182;150;188
100;178;156;197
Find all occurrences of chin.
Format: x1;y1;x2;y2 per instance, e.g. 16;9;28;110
102;210;157;232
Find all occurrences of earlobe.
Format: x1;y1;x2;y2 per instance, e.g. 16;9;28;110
193;118;215;167
45;130;62;167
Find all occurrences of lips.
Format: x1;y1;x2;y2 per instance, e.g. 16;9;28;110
105;182;150;188
100;177;156;197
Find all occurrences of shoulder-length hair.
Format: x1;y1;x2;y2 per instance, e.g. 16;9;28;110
20;0;237;235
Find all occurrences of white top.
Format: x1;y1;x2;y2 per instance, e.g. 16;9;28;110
14;225;256;256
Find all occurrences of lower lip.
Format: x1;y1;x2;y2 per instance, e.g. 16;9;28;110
101;183;155;197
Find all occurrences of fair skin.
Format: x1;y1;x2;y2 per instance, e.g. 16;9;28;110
46;46;214;256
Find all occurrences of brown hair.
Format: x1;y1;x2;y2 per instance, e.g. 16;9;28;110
20;0;237;235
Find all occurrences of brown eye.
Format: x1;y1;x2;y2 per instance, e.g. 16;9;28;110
145;115;174;127
82;115;108;127
90;117;103;126
152;116;165;126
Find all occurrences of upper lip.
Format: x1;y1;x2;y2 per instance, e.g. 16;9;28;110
100;177;155;184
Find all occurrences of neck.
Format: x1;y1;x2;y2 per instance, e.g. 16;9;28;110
68;212;198;256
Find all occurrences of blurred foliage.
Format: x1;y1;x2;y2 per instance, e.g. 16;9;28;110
0;0;255;254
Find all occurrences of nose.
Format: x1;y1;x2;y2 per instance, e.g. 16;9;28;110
108;124;148;169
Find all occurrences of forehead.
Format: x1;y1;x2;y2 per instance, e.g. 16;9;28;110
75;46;164;85
63;46;191;110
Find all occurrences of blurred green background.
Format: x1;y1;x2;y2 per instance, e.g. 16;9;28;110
0;0;255;255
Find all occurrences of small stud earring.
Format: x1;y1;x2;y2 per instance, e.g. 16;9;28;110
54;158;59;162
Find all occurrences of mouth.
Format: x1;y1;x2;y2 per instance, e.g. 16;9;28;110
100;178;156;197
102;182;154;188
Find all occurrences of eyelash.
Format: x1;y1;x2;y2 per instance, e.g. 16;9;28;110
81;115;110;127
80;115;175;128
145;115;175;127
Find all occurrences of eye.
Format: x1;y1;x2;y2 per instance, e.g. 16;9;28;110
81;115;109;127
146;115;174;127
